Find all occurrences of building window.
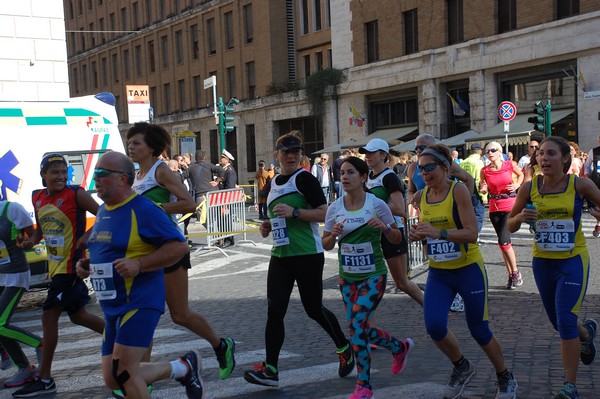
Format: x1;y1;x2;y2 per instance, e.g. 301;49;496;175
246;124;256;172
159;0;166;19
243;4;253;44
77;0;82;16
72;67;79;93
150;86;157;115
120;7;127;34
91;61;98;88
315;51;323;71
207;18;216;55
160;35;169;68
227;66;236;99
79;28;85;50
99;18;105;43
147;40;155;73
163;83;171;115
97;0;102;5
557;0;579;19
371;98;418;130
82;64;88;91
175;29;184;64
134;45;142;76
190;24;199;59
87;0;93;11
193;75;201;108
325;0;331;28
404;9;418;55
111;53;119;82
497;0;516;33
328;48;332;68
366;21;379;63
301;0;309;34
447;0;464;45
225;11;234;49
101;57;108;86
89;23;95;47
313;0;322;31
303;54;310;81
132;2;139;29
68;1;74;19
123;49;130;80
109;13;115;39
145;0;153;24
246;61;256;99
210;129;219;164
178;79;186;111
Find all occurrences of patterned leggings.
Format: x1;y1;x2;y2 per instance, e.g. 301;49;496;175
339;274;405;386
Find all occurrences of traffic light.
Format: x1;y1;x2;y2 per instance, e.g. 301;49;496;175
217;97;238;152
528;101;546;133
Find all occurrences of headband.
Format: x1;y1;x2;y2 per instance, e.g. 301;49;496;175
420;149;450;169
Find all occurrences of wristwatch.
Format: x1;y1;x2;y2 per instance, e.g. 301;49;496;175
439;229;448;240
292;207;301;218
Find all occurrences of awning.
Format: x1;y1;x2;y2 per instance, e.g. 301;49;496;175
439;130;479;147
464;108;574;146
313;125;418;154
391;139;417;152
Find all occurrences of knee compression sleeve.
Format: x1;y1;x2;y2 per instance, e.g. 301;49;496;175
112;358;131;396
499;242;512;252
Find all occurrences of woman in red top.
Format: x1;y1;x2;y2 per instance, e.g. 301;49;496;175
479;142;524;289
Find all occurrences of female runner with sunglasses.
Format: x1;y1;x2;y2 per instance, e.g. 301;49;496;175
409;144;518;399
123;123;237;397
478;141;524;290
508;136;600;399
322;156;413;399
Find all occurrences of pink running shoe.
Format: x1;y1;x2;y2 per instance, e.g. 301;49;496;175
392;338;414;375
348;384;374;399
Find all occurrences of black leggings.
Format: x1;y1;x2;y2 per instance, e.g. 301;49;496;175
0;286;42;368
265;253;347;368
489;211;511;246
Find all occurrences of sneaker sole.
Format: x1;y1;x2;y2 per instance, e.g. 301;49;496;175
219;338;236;380
243;372;279;387
12;388;57;398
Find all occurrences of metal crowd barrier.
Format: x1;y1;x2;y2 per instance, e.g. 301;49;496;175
193;187;256;257
406;215;427;271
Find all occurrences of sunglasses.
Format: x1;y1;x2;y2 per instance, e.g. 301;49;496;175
414;145;427;152
486;148;499;154
417;163;440;173
529;145;539;149
94;168;129;179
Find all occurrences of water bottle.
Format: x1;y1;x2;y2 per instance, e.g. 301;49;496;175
525;203;536;232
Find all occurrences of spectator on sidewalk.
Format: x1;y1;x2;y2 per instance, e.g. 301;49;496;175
508;136;600;399
460;143;486;233
187;150;224;226
256;160;274;220
583;135;600;236
244;130;354;388
409;144;518;399
13;154;105;398
332;149;351;199
311;153;333;203
322;156;413;399
77;151;203;399
517;140;540;170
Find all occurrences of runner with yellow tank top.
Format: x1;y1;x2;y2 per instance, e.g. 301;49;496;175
509;136;600;399
409;145;517;399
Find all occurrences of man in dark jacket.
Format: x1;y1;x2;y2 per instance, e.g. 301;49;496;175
187;150;224;225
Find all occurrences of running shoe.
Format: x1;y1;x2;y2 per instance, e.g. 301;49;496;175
580;319;597;365
495;371;518;399
512;272;524;288
443;359;475;399
176;350;204;399
450;294;465;312
215;337;236;380
3;365;38;388
593;225;600;238
243;362;279;387
12;377;56;398
337;344;355;377
348;383;374;399
392;338;414;375
505;276;514;290
112;385;153;399
0;346;13;370
554;382;579;399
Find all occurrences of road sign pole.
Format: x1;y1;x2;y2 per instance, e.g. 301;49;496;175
504;121;510;153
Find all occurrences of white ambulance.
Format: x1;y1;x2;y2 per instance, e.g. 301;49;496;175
0;92;126;288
